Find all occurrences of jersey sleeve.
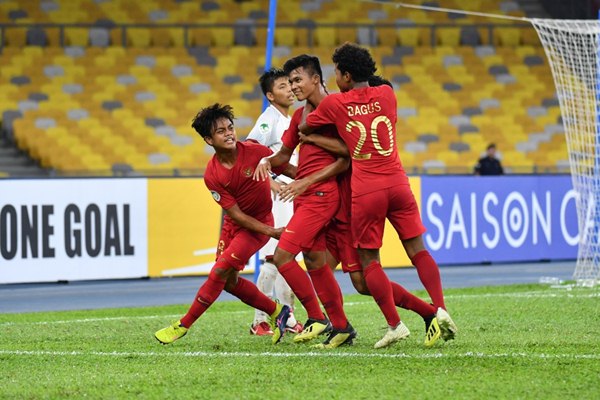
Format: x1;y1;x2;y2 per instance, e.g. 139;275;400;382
204;168;236;210
306;95;338;128
281;108;302;150
246;111;276;147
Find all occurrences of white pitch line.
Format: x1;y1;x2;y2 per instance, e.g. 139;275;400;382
1;291;597;327
0;349;598;360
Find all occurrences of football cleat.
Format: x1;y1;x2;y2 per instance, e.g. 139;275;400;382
314;322;357;349
154;320;188;345
436;308;458;341
271;304;291;344
250;321;274;336
293;318;332;343
374;321;410;349
286;321;304;334
424;316;442;347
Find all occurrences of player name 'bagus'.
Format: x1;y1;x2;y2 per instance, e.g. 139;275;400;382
0;203;134;260
347;101;381;117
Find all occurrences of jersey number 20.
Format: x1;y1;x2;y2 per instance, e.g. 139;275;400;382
346;116;394;160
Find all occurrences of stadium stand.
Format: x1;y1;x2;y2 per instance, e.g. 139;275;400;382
0;0;567;176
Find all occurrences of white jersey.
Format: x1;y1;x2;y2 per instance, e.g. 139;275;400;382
247;104;297;257
247;104;298;184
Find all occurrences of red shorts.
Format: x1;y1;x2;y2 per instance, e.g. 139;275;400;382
215;214;273;271
326;219;361;273
352;185;425;249
277;190;339;255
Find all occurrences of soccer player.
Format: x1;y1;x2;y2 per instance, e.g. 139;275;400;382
154;104;292;345
246;68;303;336
254;55;355;349
298;75;443;348
300;43;458;349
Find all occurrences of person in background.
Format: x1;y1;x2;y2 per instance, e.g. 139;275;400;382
474;143;504;176
246;68;303;336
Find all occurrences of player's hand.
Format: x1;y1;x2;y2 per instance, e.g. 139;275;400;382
298;132;313;144
278;179;309;202
253;158;272;181
270;227;284;239
270;180;282;199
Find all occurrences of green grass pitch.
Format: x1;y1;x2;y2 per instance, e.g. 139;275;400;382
1;284;599;399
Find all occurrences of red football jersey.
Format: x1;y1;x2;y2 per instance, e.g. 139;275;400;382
204;140;273;222
306;85;409;196
281;107;339;196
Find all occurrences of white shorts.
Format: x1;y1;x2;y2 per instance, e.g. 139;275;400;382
259;194;293;258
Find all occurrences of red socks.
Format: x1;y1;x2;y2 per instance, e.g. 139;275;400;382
363;261;400;327
391;282;436;318
411;250;446;310
278;260;326;321
308;264;347;329
227;277;276;316
180;270;226;328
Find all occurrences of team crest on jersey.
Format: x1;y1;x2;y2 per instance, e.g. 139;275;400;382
210;190;221;202
217;240;225;257
243;167;253;177
259;123;270;134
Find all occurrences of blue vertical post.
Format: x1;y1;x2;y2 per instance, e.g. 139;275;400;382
254;0;278;283
262;0;278;111
594;9;600;273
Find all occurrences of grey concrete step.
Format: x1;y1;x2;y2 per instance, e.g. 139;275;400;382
0;165;49;177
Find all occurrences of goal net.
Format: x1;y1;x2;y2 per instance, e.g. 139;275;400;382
531;19;600;286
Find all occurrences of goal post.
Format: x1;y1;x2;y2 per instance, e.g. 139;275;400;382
530;19;600;286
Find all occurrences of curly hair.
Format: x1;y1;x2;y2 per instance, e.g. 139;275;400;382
191;103;235;140
259;67;288;96
283;54;325;87
367;75;393;88
332;42;377;83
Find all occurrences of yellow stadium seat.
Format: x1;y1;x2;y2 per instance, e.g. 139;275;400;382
211;28;234;47
128;28;151;47
378;27;398;46
189;28;212;47
4;28;26;46
436;27;460;46
65;28;89;46
397;28;425;47
494;27;522;46
337;27;357;44
275;27;296;47
314;27;338;47
151;28;173;47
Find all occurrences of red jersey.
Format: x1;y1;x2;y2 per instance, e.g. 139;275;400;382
335;169;352;224
204;140;273;222
281;106;339;196
306;85;408;196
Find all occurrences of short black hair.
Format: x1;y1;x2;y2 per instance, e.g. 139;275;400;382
283;54;325;87
332;42;377;83
368;75;393;88
487;143;497;150
259;67;288;96
191;103;234;140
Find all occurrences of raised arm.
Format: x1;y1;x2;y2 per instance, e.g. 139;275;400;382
279;156;350;202
224;204;283;239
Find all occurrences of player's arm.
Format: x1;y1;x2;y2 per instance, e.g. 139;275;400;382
224;204;283;239
299;97;335;135
279;156;350;202
253;145;294;181
280;163;297;179
299;132;349;157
